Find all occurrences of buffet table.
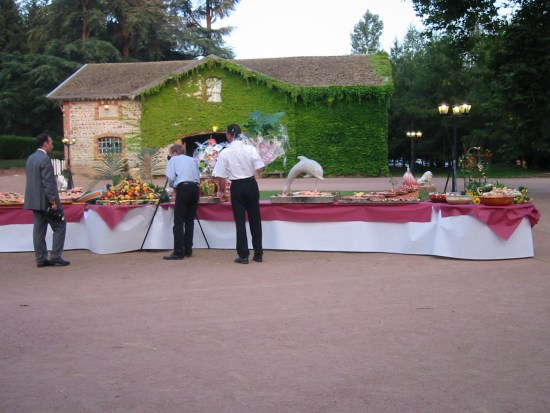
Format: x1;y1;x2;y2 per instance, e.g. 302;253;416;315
0;202;540;260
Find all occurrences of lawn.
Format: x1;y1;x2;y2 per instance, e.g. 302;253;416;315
390;163;548;179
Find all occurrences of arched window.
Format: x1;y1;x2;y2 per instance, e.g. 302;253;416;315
98;137;123;154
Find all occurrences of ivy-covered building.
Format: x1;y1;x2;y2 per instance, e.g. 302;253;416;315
47;53;393;177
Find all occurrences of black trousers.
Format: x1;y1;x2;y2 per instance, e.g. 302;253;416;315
173;184;199;255
230;177;263;258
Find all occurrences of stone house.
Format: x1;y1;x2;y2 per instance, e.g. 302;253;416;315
47;54;393;178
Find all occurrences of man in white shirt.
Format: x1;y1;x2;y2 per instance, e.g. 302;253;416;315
213;124;265;264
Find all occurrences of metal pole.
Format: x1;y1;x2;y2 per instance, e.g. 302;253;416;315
451;124;458;193
410;138;415;174
195;214;210;249
140;178;169;251
66;143;74;189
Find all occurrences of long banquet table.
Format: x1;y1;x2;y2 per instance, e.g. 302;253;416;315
0;201;540;260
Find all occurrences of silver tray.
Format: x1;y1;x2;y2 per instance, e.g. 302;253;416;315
199;196;221;204
338;199;420;204
270;195;335;204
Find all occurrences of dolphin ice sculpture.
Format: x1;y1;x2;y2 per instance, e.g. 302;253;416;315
283;156;324;193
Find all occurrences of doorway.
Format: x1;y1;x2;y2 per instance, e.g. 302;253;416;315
182;132;228;158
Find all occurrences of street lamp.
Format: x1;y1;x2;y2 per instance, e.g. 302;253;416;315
438;102;471;192
406;131;422;174
61;137;77;189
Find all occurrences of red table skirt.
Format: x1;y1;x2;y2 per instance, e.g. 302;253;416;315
0;201;540;240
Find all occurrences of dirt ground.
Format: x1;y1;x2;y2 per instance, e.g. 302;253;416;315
1;169;549;413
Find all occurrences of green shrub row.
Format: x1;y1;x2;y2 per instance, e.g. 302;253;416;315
0;135;64;159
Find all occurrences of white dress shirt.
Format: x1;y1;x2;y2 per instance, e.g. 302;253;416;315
212;140;265;180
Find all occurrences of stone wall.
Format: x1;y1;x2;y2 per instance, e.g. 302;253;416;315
64;100;143;178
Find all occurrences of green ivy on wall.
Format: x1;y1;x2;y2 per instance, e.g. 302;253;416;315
139;54;392;176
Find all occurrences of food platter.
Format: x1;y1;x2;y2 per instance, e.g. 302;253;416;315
480;196;515;206
270;191;335;204
0;202;23;206
338;198;420;204
445;194;473;204
270;195;334;204
199;196;221;204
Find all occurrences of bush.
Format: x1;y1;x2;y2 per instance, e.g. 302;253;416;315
0;135;36;159
0;135;64;159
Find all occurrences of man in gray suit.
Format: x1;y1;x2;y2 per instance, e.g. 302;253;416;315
24;134;70;267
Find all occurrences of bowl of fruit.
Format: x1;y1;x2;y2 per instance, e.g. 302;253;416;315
429;192;447;203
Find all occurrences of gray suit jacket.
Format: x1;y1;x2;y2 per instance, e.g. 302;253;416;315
23;149;61;211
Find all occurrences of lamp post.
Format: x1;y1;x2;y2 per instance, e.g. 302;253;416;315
406;131;422;174
438;102;471;192
61;137;76;189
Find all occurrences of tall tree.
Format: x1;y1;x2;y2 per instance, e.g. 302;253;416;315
411;0;501;49
0;53;80;136
104;0;169;60
167;0;239;58
411;0;550;167
485;0;550;167
350;10;383;54
0;0;27;53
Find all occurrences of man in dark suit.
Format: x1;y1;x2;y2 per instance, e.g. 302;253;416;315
24;134;70;267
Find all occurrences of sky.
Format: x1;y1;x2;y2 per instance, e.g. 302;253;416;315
214;0;424;59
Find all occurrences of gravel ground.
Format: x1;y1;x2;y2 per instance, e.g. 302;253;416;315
1;169;549;413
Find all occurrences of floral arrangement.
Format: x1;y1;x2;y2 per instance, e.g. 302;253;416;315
193;138;228;176
242;110;290;166
459;146;493;193
241;124;289;166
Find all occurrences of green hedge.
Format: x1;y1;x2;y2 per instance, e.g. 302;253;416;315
0;135;36;159
0;135;64;159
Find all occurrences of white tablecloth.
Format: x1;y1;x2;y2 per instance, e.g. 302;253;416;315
0;206;535;260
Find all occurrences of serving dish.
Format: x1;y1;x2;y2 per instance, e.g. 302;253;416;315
445;194;473;204
479;196;515;206
199;196;221;204
270;195;334;204
429;192;446;203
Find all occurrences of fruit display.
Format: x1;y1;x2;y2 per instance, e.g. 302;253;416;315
476;186;532;205
429;193;446;203
200;178;217;196
97;178;167;205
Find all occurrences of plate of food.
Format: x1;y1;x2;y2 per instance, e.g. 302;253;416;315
445;194;473;204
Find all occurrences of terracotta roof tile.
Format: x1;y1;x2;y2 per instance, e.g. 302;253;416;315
233;55;382;87
47;55;384;100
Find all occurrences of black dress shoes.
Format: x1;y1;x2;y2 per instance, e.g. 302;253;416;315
184;250;193;257
37;260;52;268
234;257;249;264
253;255;263;263
164;253;184;260
49;258;70;266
